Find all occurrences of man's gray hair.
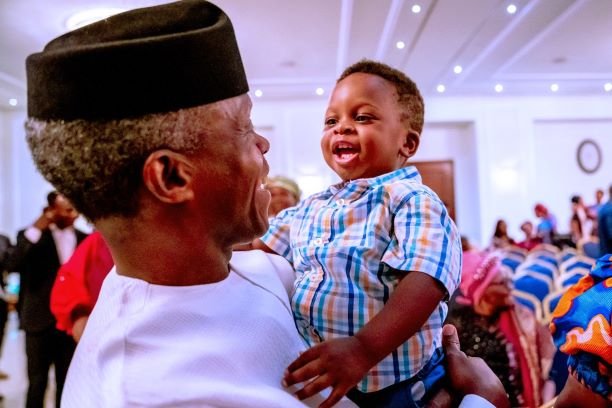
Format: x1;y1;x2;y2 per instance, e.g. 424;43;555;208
26;103;217;221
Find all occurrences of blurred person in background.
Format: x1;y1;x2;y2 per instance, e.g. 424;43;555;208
0;234;13;383
569;195;594;246
9;191;87;408
587;188;605;219
266;175;301;218
534;203;558;245
489;219;516;250
447;250;555;407
597;185;612;256
516;221;542;251
50;231;113;342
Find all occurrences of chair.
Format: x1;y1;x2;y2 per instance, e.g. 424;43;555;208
556;269;588;289
513;271;553;302
542;288;567;323
559;247;578;264
529;243;560;257
499;264;514;279
501;256;522;273
580;240;601;259
513;289;544;322
516;260;557;281
559;255;595;275
526;248;559;268
504;245;527;261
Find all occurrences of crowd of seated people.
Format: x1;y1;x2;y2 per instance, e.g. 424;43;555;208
455;187;610;406
456;231;610;407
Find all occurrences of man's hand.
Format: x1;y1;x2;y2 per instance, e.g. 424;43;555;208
440;324;510;408
72;316;89;342
283;336;376;408
33;207;54;230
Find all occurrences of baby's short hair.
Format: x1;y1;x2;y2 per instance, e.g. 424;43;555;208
338;59;424;135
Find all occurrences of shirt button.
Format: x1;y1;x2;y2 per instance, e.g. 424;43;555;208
313;238;322;246
337;199;345;206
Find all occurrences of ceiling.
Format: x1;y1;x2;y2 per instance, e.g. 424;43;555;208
1;0;611;110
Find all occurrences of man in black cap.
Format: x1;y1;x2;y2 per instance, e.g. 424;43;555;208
25;1;351;406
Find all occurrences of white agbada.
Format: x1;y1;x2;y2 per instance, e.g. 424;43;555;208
62;250;355;407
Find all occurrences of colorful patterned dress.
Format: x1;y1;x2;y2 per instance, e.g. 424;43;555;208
550;254;612;401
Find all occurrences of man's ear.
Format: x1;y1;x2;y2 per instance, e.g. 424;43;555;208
399;130;420;159
142;150;195;204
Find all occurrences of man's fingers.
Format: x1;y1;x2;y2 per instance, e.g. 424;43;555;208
442;324;461;353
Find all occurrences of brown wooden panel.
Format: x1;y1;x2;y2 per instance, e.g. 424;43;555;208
411;160;456;222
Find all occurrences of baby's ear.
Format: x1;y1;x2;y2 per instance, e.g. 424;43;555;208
399;130;420;159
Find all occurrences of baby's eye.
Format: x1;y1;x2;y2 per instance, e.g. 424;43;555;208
324;118;337;126
355;114;372;122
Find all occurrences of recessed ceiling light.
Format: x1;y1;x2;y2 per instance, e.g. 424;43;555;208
412;4;421;13
453;65;463;74
8;98;17;106
604;82;612;92
315;87;325;96
506;4;517;14
396;41;405;50
436;84;446;93
550;83;559;92
494;84;504;93
65;8;126;30
254;89;263;98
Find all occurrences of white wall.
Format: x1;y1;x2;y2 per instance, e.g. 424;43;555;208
533;119;612;232
1;95;611;248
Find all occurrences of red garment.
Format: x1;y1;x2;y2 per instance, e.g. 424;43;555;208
50;231;114;335
517;237;542;251
499;310;537;407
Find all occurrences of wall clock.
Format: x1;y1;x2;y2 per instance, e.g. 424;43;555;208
576;139;602;174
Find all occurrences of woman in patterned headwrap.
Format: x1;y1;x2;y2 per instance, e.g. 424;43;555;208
550;254;611;407
446;250;555;407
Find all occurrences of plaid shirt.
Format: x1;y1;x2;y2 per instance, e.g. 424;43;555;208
261;166;462;392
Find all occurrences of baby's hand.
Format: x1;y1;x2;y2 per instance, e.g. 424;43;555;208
283;336;375;408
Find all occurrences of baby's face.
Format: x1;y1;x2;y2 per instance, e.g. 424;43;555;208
321;73;415;181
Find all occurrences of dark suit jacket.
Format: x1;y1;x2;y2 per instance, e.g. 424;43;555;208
0;234;12;272
9;228;87;332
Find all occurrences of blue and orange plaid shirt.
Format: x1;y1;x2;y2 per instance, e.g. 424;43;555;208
261;166;462;392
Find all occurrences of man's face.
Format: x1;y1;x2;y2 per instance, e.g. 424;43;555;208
191;95;270;244
480;273;514;311
51;195;78;229
521;222;533;236
321;73;412;181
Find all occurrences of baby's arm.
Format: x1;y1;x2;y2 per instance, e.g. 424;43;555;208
283;270;445;408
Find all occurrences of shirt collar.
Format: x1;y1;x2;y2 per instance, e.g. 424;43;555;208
328;166;421;196
49;224;75;234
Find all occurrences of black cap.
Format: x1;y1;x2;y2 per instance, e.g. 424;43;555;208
26;0;248;121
